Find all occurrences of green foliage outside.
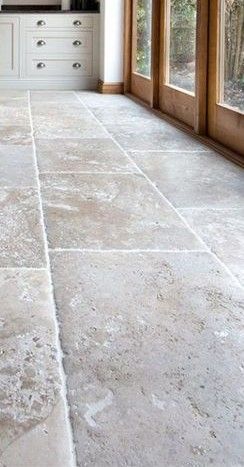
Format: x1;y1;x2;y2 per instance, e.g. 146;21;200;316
136;0;243;109
136;0;152;76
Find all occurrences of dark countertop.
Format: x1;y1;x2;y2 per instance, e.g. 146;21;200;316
0;8;100;13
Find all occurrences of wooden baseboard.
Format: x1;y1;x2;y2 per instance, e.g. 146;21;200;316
98;80;124;94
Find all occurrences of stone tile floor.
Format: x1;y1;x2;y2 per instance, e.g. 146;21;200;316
0;90;243;467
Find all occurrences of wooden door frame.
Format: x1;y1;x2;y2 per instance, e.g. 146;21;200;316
159;0;209;129
125;0;210;128
158;0;195;128
195;0;209;134
124;0;161;106
208;0;244;155
124;0;244;163
124;0;133;94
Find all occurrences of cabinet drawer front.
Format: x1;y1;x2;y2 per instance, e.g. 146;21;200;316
27;31;92;54
26;57;92;77
25;15;93;30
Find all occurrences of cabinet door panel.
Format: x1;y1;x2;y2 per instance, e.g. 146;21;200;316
0;17;19;77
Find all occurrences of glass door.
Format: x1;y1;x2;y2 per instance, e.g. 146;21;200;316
159;0;198;127
131;0;153;104
208;0;244;155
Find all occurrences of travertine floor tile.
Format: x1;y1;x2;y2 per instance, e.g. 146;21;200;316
131;150;244;208
180;207;244;286
0;102;29;125
0;187;46;267
36;138;137;173
91;105;165;125
0;269;73;467
30;90;78;103
33;115;107;139
0;90;28;101
40;173;203;250
51;251;244;467
106;123;207;151
0;126;32;146
0;144;36;187
77;92;140;108
31;102;88;117
0;90;243;466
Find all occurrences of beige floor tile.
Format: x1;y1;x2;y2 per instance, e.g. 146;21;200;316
36;138;137;173
30;90;78;103
33;115;107;139
131;150;244;208
91;105;164;125
0;187;46;267
0;269;73;467
0;144;36;187
31;101;88;117
40;173;203;250
77;91;139;108
0;103;29;126
107;123;208;151
0;90;28;101
0;90;243;465
51;250;244;467
180;207;244;286
0;126;32;146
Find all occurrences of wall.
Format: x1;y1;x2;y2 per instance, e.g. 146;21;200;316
99;0;124;84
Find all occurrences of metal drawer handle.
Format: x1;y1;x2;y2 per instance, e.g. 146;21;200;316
37;20;46;26
73;20;82;26
73;40;82;47
37;62;46;69
73;62;81;69
37;40;46;47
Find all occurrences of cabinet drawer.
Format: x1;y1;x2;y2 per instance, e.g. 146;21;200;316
26;31;92;55
26;56;92;77
24;15;93;30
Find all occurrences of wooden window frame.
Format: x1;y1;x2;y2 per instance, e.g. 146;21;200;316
208;0;244;156
124;0;244;165
158;0;196;127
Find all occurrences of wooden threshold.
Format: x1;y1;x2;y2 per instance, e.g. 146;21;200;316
98;80;124;94
125;92;244;169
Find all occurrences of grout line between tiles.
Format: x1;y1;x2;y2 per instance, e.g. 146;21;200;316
128;149;210;154
0;185;37;189
0;267;47;271
33;136;109;140
75;91;244;292
49;248;208;254
178;206;244;211
27;91;77;467
40;171;136;175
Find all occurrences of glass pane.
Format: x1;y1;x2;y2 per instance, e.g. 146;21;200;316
221;0;244;112
135;0;152;77
168;0;197;93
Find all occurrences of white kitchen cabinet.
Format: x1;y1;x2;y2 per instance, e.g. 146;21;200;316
0;16;19;76
26;30;93;55
0;13;99;89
